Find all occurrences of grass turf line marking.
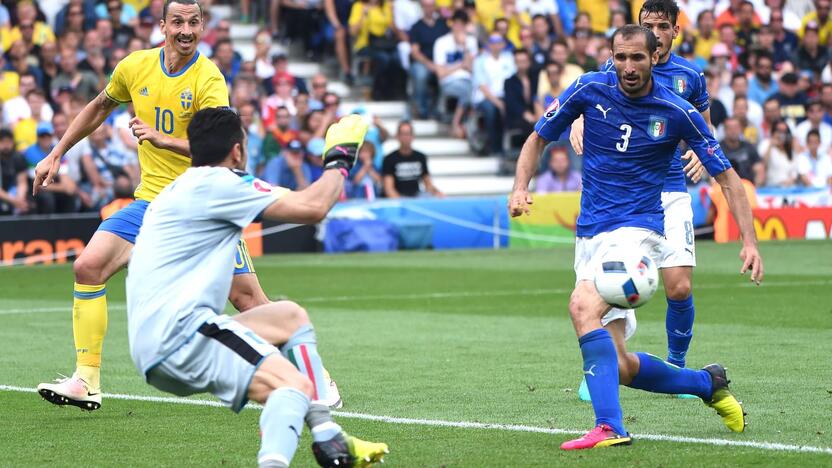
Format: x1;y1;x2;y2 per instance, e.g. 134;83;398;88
3;384;830;455
3;279;830;315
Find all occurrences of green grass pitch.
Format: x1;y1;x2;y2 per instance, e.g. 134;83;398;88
1;240;831;467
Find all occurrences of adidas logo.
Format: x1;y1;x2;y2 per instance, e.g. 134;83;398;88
139;87;149;96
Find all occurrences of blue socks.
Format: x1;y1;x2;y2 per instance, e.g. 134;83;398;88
258;387;310;467
281;325;329;404
579;329;626;435
627;352;712;399
666;295;695;367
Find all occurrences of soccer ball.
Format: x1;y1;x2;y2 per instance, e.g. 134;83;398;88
594;245;659;308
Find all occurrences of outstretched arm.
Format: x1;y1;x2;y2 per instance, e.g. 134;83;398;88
714;168;763;284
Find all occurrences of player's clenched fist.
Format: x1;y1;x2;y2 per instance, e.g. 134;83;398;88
322;114;369;172
508;189;533;217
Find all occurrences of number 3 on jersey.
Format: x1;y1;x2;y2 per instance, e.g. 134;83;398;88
616;124;632;152
155;106;174;134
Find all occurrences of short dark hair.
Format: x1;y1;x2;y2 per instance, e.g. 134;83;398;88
513;47;531;58
807;128;821;140
188;107;244;167
730;72;747;84
163;0;203;20
450;9;469;23
611;25;658;55
0;128;13;140
639;0;680;25
397;120;413;134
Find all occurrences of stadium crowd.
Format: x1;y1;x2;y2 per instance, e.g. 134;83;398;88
1;0;831;217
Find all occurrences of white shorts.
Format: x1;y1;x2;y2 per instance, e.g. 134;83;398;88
145;314;278;412
661;191;696;268
574;227;674;340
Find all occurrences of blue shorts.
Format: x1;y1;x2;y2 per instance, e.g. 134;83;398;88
98;200;256;275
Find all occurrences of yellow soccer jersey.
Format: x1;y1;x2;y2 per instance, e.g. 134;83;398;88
104;47;229;201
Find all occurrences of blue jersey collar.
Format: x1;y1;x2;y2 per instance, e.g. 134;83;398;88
159;48;200;77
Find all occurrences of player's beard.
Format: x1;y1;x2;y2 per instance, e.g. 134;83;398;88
619;72;650;97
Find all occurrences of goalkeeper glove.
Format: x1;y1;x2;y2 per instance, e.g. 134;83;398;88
322;114;369;172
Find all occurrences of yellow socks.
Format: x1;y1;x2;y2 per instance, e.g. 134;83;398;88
72;283;107;390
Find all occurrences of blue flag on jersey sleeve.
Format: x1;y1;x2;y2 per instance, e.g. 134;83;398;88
534;75;590;142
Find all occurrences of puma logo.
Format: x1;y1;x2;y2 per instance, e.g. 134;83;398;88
595;104;611;119
583;365;597;377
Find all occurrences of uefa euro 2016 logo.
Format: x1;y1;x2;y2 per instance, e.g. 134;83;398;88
180;89;193;110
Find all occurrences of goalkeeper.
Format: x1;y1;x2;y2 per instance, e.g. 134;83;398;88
126;108;388;468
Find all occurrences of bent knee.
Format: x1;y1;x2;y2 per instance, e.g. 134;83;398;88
618;354;639;385
665;280;692;301
73;254;108;284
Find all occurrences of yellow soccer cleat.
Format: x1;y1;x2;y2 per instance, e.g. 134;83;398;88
347;435;389;467
702;364;747;432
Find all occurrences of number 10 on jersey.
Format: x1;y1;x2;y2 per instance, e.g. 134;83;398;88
155;107;174;134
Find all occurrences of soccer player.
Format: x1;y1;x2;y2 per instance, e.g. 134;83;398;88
570;0;713;401
34;0;339;412
127;108;387;467
509;25;763;449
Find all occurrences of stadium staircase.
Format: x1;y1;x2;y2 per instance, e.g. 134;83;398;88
215;5;515;197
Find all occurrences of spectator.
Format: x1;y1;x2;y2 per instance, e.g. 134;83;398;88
433;9;477;138
26;122;79;214
392;0;422;71
798;0;832;45
734;1;759;53
324;0;356;83
262;76;298;128
238;101;266;177
100;173;136;220
94;17;117;55
103;0;137;49
522;1;562;39
708;42;733;86
253;30;276;81
774;72;808;126
733;96;761;145
761;96;784;139
501;0;531;48
721;73;763;126
770;8;799;66
795;100;832;152
0;129;31;215
350;0;404;100
13;88;53;152
5;1;56;52
212;38;241;84
794;21;829;77
716;0;761;28
720;116;766;185
266;53;307;96
535;59;563;111
693;9;718;61
263;138;313;190
547;39;582;88
80;124;118;210
504;48;538;138
747;52;778;106
821;83;832;126
51;46;99;102
472;33;516;156
759;119;798;187
576;0;608;34
382;120;443;197
54;0;96;37
282;0;325;59
535;145;580;192
308;73;329;110
717;23;742;71
567;28;596;72
409;0;449;119
796;129;832;187
529;14;552;67
348;140;383;199
108;105;140;186
3;73;50;127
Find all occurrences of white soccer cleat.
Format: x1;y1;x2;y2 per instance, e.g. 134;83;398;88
324;378;343;409
37;373;102;411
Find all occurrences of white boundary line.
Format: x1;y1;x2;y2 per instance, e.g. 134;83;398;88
2;279;830;316
2;384;830;455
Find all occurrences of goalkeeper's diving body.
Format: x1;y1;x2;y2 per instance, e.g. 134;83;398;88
34;0;339;411
126;108;388;467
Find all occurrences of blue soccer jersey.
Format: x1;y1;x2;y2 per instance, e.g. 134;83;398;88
535;71;730;237
601;54;710;192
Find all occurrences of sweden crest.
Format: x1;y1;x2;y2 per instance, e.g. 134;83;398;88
180;89;193;110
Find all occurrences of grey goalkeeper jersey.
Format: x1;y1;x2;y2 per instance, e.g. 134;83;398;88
127;166;285;374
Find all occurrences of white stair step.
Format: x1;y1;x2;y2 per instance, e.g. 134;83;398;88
380;119;441;136
432;176;514;196
230;24;259;41
234;43;287;63
288;62;322;78
428;157;499;176
382;138;470;157
342;101;406;118
211;5;233;21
